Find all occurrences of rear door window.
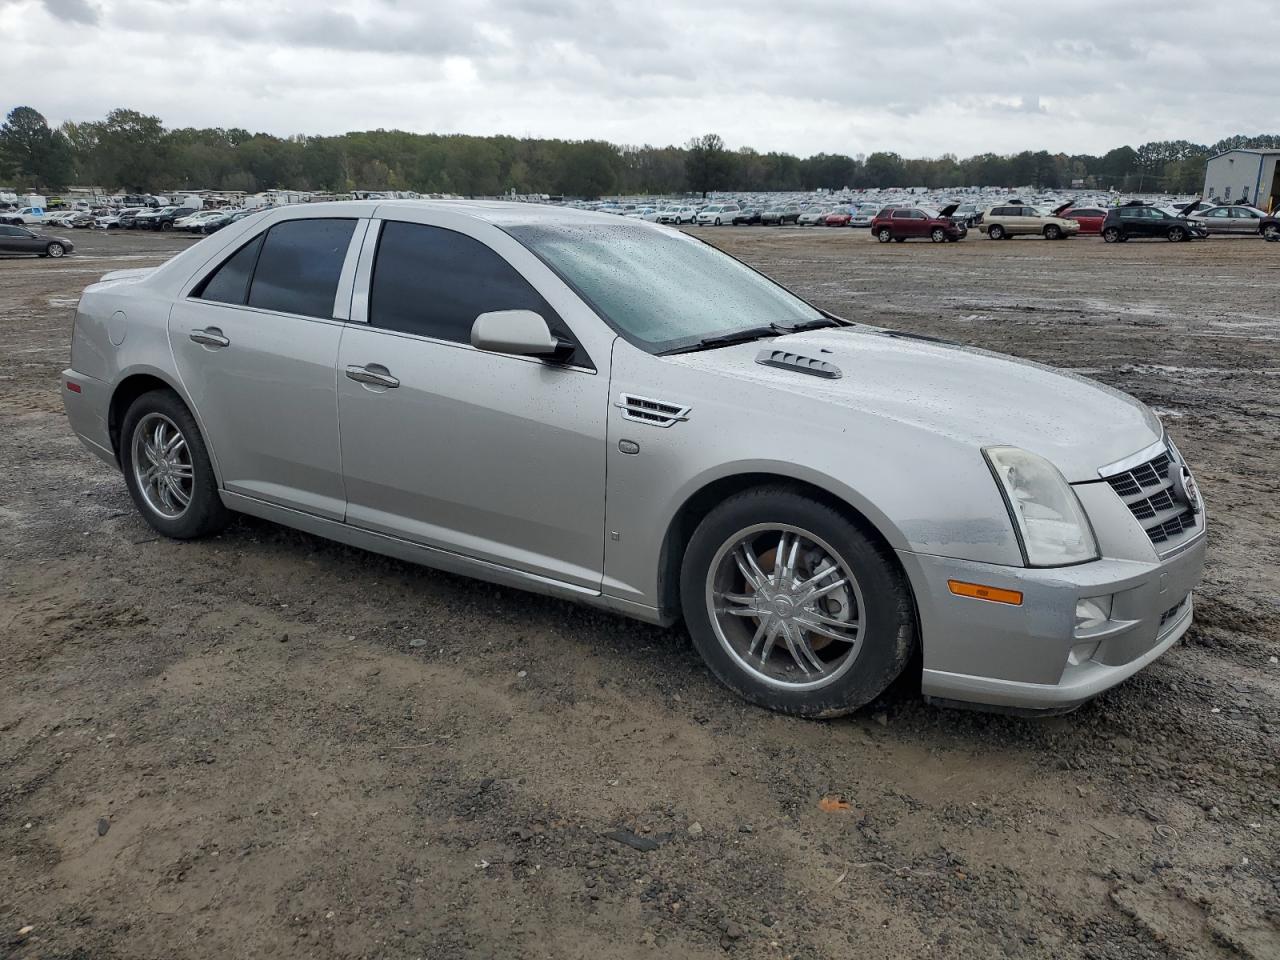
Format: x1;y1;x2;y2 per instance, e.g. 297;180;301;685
197;234;265;305
246;218;357;319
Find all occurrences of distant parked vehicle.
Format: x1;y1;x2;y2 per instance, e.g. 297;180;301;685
1059;206;1108;235
0;206;47;225
0;223;74;258
176;210;228;232
197;210;256;234
147;206;200;231
1101;204;1209;243
797;207;831;226
732;207;763;225
977;204;1079;240
871;205;967;243
1187;205;1268;236
695;203;741;226
848;205;879;228
761;205;801;225
657;205;697;225
823;209;854;227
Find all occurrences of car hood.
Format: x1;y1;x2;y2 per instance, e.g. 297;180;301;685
668;326;1161;482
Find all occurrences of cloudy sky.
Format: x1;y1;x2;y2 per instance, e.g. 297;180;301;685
0;0;1270;156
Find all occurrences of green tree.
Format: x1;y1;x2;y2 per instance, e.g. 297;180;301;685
0;106;74;188
685;133;732;196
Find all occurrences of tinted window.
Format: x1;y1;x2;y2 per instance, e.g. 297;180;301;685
992;207;1014;217
197;235;264;305
369;221;581;361
247;218;356;319
0;225;20;237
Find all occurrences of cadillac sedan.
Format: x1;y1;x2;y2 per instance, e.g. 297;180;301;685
62;201;1205;717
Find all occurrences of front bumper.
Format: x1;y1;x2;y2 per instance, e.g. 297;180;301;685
898;533;1205;711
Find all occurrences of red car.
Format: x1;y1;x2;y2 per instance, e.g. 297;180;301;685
1059;204;1107;235
870;203;967;243
823;210;853;226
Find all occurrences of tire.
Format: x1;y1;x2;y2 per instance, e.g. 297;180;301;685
45;242;65;258
1103;227;1122;243
1168;226;1186;242
679;486;916;717
988;225;1005;240
877;228;893;243
1263;224;1280;241
930;227;946;243
120;389;230;539
161;220;173;231
1044;224;1061;240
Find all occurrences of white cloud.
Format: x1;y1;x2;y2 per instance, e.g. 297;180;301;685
0;0;1273;155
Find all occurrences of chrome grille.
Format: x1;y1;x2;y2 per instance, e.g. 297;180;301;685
1103;446;1200;550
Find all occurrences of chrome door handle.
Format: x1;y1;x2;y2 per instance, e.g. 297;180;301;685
345;364;400;389
190;327;230;348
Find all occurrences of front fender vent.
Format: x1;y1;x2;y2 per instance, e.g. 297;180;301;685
614;393;690;428
755;348;843;380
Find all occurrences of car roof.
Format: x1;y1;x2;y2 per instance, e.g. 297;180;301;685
270;198;654;229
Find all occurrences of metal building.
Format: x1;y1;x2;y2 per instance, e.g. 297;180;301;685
1203;149;1280;211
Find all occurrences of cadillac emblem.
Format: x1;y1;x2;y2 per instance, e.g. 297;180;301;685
1175;466;1202;515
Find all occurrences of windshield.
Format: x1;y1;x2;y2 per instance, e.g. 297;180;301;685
507;222;823;353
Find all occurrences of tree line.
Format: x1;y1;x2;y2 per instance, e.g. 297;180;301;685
2;106;1277;198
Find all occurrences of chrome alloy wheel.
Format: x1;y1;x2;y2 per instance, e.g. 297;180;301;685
131;412;194;519
706;524;865;691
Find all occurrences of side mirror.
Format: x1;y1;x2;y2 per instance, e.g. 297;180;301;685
471;310;574;362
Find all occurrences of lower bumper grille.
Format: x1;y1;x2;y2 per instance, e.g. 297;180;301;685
1158;593;1191;633
1103;445;1202;551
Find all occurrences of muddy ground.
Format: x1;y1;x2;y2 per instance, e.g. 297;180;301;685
1;226;1277;960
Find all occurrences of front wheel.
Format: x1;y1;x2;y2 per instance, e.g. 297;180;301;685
1168;226;1186;242
931;227;947;243
680;487;916;717
1103;227;1122;243
45;241;66;258
714;217;721;226
120;390;230;539
1044;224;1061;240
877;228;893;243
1263;224;1280;241
988;225;1005;240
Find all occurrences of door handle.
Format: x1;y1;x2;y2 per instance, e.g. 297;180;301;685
190;327;230;348
345;364;400;389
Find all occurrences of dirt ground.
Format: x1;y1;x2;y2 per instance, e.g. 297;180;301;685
1;226;1277;960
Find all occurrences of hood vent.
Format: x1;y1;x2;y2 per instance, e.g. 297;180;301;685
755;349;842;380
615;393;691;427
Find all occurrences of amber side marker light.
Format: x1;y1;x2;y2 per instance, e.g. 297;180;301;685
948;580;1023;606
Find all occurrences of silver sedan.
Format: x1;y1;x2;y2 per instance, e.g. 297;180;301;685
62;201;1205;717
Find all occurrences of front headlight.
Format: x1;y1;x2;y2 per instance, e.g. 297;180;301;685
984;446;1099;567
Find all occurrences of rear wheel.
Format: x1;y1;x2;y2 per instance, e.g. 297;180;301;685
988;225;1005;240
680;487;916;717
1044;224;1062;240
930;227;946;243
1103;227;1122;243
877;227;893;243
120;389;230;539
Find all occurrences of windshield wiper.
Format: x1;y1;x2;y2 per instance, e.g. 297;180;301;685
661;318;842;355
662;325;780;355
771;317;842;333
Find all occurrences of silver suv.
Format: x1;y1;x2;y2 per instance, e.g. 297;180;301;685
62;201;1205;716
